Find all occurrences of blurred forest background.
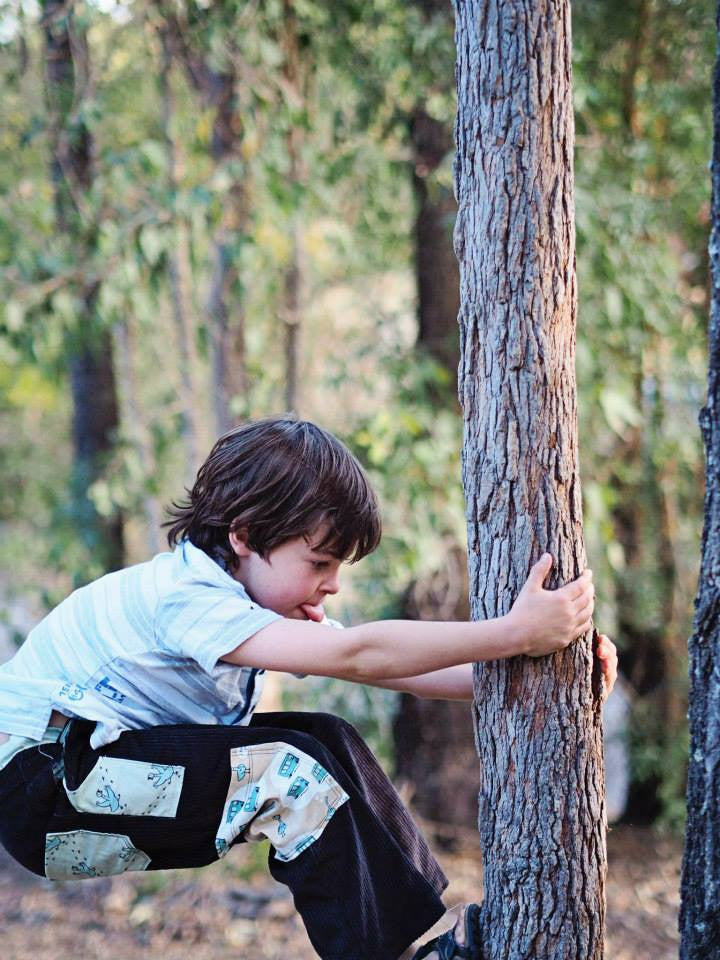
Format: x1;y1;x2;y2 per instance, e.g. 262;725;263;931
0;0;714;837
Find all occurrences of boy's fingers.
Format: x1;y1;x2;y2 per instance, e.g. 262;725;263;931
573;594;595;621
597;635;617;659
527;554;553;587
563;570;593;600
572;586;595;610
576;617;593;638
595;635;618;699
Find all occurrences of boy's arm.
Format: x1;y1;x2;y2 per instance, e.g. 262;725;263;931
221;555;594;681
362;633;618;702
363;664;474;701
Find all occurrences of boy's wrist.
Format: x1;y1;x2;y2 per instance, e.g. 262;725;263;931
498;611;527;658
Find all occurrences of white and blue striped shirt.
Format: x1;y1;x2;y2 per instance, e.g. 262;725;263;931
0;541;283;749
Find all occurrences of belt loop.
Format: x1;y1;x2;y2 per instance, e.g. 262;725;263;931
49;719;72;782
58;718;72;749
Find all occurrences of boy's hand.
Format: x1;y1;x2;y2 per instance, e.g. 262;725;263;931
507;554;594;657
596;633;618;699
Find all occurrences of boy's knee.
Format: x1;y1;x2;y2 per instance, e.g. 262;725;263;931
300;713;371;757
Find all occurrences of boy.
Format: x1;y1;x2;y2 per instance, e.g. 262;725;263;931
0;417;615;960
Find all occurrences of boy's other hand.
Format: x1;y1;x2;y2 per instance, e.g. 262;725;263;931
596;633;618;699
507;554;594;657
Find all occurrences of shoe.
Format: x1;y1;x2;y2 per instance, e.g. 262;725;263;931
411;903;481;959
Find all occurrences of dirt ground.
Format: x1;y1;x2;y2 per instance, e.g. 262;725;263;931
0;823;681;960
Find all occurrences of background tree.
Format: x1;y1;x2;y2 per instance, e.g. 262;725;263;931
380;0;476;830
454;1;605;956
153;0;252;434
679;2;720;951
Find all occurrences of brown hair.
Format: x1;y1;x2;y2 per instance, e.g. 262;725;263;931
165;417;381;570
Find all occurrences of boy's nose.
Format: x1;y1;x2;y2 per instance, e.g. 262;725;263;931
322;571;340;595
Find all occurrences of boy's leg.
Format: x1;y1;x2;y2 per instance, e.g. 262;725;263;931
253;710;447;896
0;715;446;960
251;712;448;960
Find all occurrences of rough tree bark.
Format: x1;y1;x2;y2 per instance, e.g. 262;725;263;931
679;4;720;952
42;0;124;572
453;2;606;957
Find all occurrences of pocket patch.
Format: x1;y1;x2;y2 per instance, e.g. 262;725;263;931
65;756;184;817
216;741;349;863
45;830;151;880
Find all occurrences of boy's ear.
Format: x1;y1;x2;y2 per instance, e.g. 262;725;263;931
229;528;252;558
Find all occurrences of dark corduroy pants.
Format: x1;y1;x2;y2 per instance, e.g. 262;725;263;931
0;711;447;960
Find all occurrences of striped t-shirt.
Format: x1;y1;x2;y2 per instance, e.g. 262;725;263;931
0;541;283;749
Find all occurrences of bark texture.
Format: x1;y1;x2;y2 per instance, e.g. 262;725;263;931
679;5;720;952
453;2;606;956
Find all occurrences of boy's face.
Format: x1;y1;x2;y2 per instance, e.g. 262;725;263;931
228;526;343;620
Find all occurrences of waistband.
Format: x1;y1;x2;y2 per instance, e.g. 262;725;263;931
0;724;65;774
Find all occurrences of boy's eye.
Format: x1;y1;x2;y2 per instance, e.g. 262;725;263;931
311;561;329;570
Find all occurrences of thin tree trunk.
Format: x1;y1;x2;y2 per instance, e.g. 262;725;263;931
113;317;162;555
282;0;305;416
621;0;650;139
453;2;606;956
679;4;720;951
42;0;123;572
412;109;460;378
205;68;249;434
159;25;203;475
283;218;303;415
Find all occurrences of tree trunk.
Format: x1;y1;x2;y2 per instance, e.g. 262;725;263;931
453;2;606;956
42;0;124;572
679;4;720;952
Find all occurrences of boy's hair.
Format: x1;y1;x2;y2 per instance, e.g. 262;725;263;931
165;417;381;570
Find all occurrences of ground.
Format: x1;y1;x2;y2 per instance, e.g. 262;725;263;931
0;824;681;959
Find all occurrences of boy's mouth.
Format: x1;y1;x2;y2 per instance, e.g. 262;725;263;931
298;601;325;622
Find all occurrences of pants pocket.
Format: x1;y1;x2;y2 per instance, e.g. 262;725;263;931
215;741;349;862
64;756;185;817
45;830;151;879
